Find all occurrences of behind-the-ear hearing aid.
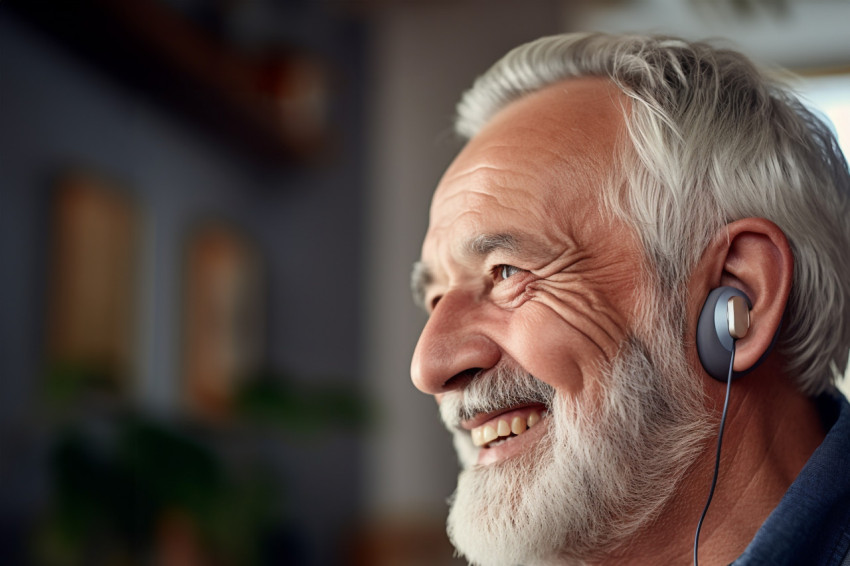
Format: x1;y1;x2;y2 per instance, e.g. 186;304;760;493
696;286;752;381
694;286;785;565
693;285;752;566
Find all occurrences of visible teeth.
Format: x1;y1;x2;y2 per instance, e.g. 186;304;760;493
511;416;526;435
472;427;483;446
482;425;498;444
471;410;544;447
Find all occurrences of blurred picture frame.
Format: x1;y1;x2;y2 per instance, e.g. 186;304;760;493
182;220;265;420
45;170;140;394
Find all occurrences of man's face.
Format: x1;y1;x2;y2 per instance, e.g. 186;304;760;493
410;78;712;564
411;77;642;453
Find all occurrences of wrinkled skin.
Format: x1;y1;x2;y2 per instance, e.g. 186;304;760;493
411;77;645;416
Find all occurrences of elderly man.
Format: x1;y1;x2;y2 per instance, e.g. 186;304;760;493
409;33;850;565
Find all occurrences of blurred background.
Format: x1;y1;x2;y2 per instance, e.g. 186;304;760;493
1;0;848;564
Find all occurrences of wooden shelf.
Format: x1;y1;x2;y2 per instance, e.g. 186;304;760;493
5;0;330;166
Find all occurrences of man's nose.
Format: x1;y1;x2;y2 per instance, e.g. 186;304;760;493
410;290;501;395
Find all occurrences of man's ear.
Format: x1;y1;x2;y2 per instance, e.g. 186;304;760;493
696;218;793;374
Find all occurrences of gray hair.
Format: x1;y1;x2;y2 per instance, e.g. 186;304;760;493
456;33;850;396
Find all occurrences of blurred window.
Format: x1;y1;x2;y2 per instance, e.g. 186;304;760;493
799;73;850;157
800;72;850;394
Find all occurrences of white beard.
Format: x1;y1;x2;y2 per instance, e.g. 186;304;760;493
439;309;713;565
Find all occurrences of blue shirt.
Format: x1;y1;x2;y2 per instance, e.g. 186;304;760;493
734;393;850;566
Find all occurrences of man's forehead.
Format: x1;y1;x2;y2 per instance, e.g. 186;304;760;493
434;78;625;209
455;77;625;154
435;78;624;187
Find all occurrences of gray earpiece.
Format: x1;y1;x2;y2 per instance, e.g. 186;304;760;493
696;286;751;382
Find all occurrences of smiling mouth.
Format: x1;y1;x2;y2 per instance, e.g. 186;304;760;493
470;407;547;448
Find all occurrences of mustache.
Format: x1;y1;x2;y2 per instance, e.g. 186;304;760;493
439;365;556;430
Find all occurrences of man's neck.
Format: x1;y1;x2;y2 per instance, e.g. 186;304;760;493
595;364;826;566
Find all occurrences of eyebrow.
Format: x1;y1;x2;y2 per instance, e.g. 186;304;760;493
465;233;520;256
410;232;529;310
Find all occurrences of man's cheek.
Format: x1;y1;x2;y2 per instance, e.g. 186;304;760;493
502;301;621;394
501;312;587;396
526;280;628;351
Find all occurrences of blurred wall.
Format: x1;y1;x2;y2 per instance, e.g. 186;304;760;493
0;5;366;564
362;0;563;526
570;0;850;69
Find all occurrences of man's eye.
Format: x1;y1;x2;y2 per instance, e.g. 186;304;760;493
498;265;522;280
